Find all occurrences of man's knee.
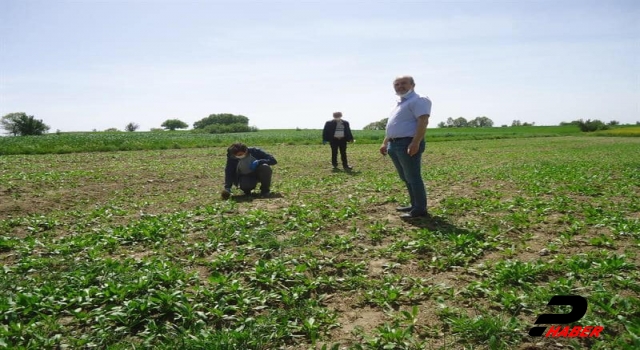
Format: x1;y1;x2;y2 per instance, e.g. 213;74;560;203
406;177;425;186
257;164;272;175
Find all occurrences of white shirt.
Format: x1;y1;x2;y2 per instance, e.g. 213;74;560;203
334;119;345;138
385;91;432;138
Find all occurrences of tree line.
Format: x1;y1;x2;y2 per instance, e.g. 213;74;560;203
364;116;633;131
1;111;636;136
1;113;258;136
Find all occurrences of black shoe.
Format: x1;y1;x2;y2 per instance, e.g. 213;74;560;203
243;191;252;196
396;206;412;212
260;190;271;197
343;165;353;170
332;165;339;169
400;211;429;219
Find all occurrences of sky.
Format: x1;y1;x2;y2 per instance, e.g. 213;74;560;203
1;0;639;132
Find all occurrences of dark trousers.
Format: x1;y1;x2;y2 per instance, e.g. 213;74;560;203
238;164;272;194
330;139;349;167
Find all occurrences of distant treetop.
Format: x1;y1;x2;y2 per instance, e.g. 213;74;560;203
1;112;50;136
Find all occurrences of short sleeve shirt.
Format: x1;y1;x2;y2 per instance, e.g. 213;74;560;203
385;91;432;138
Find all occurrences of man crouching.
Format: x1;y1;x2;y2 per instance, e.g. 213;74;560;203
221;142;277;199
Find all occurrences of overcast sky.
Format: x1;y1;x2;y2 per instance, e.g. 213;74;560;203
1;0;638;132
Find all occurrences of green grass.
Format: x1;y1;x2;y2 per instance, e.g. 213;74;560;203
1;136;639;349
0;125;587;155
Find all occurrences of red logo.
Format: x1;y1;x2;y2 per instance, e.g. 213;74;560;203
529;295;604;338
543;325;604;338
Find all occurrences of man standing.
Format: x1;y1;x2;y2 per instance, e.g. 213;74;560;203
322;111;354;170
379;76;432;218
221;142;277;199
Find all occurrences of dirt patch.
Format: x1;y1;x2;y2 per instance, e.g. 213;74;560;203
328;302;386;344
368;258;390;277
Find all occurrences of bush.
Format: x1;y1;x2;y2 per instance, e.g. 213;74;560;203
202;123;258;134
364;118;388;130
560;120;582;126
577;119;609;132
194;114;249;129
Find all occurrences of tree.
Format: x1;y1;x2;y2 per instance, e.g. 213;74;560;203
511;120;522;127
468;116;494;127
193;113;255;134
0;113;20;135
443;117;467;128
161;119;188;131
437;121;446;128
477;116;493;127
363;118;388;130
559;120;582;126
193;113;249;129
577;119;609;132
125;122;139;132
445;117;455;127
1;112;50;136
443;117;471;127
452;117;468;127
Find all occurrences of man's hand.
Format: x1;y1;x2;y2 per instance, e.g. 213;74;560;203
250;160;261;171
379;143;388;156
407;141;420;156
221;188;231;200
407;115;428;156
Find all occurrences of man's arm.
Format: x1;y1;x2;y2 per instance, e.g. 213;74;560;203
408;114;429;156
251;148;278;165
344;121;354;142
224;158;235;190
379;136;390;155
322;121;332;142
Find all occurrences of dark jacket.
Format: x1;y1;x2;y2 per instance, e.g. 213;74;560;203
224;147;277;189
323;119;354;142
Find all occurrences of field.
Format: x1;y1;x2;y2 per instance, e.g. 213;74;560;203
0;125;591;155
1;133;639;349
593;127;640;137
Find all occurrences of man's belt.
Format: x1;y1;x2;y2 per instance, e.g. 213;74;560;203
388;137;413;142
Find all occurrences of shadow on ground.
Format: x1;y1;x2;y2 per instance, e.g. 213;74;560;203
331;168;361;176
231;192;284;202
401;214;465;234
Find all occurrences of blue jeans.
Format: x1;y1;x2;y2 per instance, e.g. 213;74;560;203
388;138;427;214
